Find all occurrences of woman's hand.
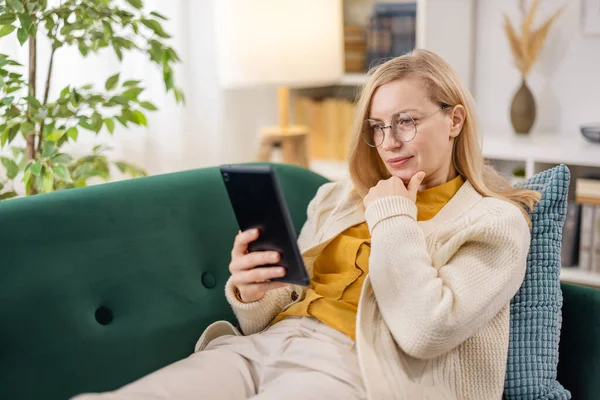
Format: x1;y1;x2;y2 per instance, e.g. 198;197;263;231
229;228;289;303
363;171;426;209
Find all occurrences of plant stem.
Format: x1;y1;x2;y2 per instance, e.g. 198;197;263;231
26;34;37;195
37;46;57;157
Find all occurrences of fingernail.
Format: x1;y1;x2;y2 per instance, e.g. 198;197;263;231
272;253;280;261
420;172;426;178
278;268;286;275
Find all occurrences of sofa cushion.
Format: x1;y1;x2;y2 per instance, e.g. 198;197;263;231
504;164;571;399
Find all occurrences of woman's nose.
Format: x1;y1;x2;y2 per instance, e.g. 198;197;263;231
381;127;402;151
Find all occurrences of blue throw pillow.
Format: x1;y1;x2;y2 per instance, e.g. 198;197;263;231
504;164;571;399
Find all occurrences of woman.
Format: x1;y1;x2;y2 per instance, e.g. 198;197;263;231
74;50;540;400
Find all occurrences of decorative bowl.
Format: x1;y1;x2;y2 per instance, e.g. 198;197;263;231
581;125;600;143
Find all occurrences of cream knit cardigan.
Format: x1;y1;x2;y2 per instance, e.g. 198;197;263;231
198;179;530;400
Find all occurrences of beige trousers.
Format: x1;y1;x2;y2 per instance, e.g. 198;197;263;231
73;317;366;400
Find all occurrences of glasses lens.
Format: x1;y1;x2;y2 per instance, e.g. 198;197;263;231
361;120;384;147
392;113;417;142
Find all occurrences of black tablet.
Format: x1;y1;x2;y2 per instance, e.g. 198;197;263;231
220;164;310;287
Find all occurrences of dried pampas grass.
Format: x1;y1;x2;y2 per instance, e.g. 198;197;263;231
504;0;564;77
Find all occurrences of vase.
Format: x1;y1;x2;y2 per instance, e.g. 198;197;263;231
510;79;536;135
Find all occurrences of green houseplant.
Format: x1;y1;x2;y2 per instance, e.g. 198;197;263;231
0;0;183;199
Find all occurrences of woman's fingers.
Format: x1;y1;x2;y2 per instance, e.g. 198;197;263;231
230;251;280;273
232;266;287;286
231;229;259;258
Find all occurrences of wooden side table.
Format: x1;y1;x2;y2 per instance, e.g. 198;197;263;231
257;125;310;168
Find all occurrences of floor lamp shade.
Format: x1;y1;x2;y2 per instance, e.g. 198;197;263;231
214;0;344;89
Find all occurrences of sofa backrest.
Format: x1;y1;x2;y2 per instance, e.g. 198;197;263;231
0;163;328;400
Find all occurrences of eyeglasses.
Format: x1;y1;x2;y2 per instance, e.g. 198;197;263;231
361;104;452;147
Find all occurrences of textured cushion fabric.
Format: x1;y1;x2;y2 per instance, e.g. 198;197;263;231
557;282;600;400
0;163;328;400
504;164;571;399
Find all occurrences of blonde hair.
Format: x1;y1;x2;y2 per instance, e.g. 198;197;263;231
348;49;541;224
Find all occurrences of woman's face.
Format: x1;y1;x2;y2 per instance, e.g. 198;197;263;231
368;78;465;189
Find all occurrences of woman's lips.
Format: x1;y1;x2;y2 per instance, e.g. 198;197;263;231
387;156;412;168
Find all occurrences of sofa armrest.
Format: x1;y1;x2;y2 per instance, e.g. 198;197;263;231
557;283;600;399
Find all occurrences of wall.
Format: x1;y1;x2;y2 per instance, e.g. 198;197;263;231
475;0;600;136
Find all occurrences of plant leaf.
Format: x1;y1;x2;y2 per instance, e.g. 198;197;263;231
0;191;17;200
42;141;56;158
0;25;16;38
7;0;25;13
150;11;167;20
104;118;115;133
51;153;72;165
141;18;170;38
66;126;78;141
122;80;141;87
139;101;158;111
163;67;174;90
116;115;128;127
78;41;89;57
7;124;20;144
102;21;113;39
91;112;103;132
126;0;143;9
17;27;28;45
18;12;33;32
132;110;147;126
45;129;65;142
105;73;120;91
42;169;54;192
0;14;17;25
1;96;14;105
122;87;144;100
20;121;34;135
78;120;95;132
24;95;42;108
30;160;42;176
1;156;19;179
53;165;72;182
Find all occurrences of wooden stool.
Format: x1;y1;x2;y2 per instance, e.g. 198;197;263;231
257;125;310;168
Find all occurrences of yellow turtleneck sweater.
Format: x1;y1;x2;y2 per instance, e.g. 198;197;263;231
272;175;465;339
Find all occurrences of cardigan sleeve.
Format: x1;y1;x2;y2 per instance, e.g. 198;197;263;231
365;196;530;359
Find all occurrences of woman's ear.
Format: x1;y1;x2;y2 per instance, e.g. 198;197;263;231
449;105;466;138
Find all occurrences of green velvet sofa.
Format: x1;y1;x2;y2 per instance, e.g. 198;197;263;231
0;164;598;400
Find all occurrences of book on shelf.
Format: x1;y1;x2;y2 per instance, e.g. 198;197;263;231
561;202;580;268
575;178;600;273
366;2;417;70
293;96;354;162
344;25;366;73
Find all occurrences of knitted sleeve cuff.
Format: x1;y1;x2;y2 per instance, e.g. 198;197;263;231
224;277;291;334
365;196;417;232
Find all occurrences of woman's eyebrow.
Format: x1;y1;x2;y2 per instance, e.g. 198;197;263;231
368;108;419;120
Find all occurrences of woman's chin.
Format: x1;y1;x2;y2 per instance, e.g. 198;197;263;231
388;168;412;183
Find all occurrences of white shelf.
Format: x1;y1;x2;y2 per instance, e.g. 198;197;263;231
560;267;600;288
339;73;369;86
482;131;600;169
